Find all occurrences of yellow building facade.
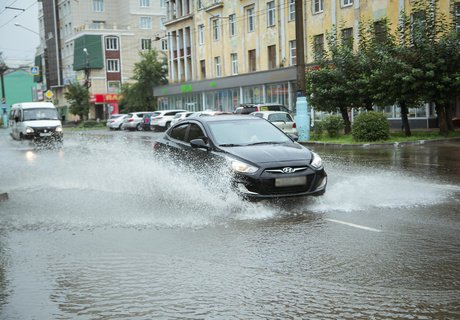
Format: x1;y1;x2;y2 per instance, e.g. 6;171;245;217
154;0;459;125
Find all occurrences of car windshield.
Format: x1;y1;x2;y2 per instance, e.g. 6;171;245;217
208;119;291;146
23;108;59;121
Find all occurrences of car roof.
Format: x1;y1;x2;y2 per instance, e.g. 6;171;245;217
12;102;56;109
251;111;290;115
188;115;257;123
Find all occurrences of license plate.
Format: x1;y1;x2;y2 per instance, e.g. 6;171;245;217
275;176;307;187
40;132;52;137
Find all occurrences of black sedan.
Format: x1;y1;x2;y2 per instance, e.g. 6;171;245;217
153;115;327;200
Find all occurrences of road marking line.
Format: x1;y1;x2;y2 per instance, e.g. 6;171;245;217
326;218;382;232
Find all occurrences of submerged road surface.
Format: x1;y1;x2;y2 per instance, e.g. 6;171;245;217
0;129;459;319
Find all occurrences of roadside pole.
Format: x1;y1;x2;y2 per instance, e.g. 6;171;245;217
294;0;310;142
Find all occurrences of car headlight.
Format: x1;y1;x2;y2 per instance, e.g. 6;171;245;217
26;127;34;134
55;126;63;132
310;152;323;169
229;159;258;174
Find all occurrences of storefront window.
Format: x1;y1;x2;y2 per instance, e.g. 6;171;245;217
243;85;263;103
266;83;289;107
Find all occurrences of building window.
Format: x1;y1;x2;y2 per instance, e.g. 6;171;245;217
411;11;426;44
107;81;121;93
341;0;353;7
140;0;150;7
213;19;221;41
160;0;166;8
197;0;203;9
313;34;324;60
198;24;205;45
161;39;168;51
374;20;387;43
140;16;152;29
105;37;118;50
312;0;323;14
289;0;295;21
200;60;206;79
341;27;353;48
268;45;276;69
215;56;222;77
248;49;256;72
247;7;255;33
231;53;238;75
267;1;276;27
93;0;104;12
455;3;460;32
229;14;236;36
141;38;151;50
289;40;296;65
160;18;166;30
107;59;119;72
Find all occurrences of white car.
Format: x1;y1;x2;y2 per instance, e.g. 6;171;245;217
106;114;126;130
121;112;151;131
170;111;194;126
250;111;298;137
150;109;187;131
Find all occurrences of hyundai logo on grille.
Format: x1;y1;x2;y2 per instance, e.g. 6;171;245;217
282;167;294;174
44;129;48;133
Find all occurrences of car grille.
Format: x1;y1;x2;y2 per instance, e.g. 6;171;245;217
242;166;321;195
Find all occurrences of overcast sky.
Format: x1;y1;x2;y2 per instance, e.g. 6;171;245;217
0;0;39;67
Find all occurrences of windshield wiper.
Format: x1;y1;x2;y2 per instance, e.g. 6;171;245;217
247;141;282;146
219;143;243;147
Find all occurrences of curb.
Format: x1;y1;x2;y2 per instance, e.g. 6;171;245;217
299;137;460;148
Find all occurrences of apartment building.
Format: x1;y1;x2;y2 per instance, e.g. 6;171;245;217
153;0;459;127
36;0;166;120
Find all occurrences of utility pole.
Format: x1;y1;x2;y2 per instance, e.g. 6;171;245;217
294;0;310;141
295;0;306;97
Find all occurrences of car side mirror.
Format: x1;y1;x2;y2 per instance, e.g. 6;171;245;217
289;134;298;141
190;138;209;150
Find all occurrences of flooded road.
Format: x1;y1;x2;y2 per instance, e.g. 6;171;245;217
0;129;459;319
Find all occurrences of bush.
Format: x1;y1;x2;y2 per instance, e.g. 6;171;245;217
311;120;324;138
322;115;344;138
352;111;390;142
80;120;106;128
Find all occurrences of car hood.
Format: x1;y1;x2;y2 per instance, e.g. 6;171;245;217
220;142;312;164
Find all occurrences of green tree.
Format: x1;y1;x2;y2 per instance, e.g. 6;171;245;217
397;0;459;135
120;49;168;112
64;82;90;120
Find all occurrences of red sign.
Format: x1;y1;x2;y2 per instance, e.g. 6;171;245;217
91;93;122;104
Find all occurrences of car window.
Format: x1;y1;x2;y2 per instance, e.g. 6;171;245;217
152;112;161;117
268;113;291;122
169;123;188;141
187;123;206;142
252;113;263;118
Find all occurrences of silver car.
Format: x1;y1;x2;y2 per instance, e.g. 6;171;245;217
250;111;298;137
106;114;127;130
121;112;150;131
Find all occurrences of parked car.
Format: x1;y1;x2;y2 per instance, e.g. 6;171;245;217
106;114;127;130
250;111;298;137
121;112;150;131
150;109;187;131
140;112;155;131
153;115;327;200
170;111;194;126
233;103;290;115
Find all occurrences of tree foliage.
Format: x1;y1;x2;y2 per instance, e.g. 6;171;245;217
64;82;90;120
119;49;168;112
305;0;459;136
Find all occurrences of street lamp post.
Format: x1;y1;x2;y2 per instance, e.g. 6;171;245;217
83;48;91;88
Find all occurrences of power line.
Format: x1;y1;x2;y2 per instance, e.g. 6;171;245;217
0;0;36;29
